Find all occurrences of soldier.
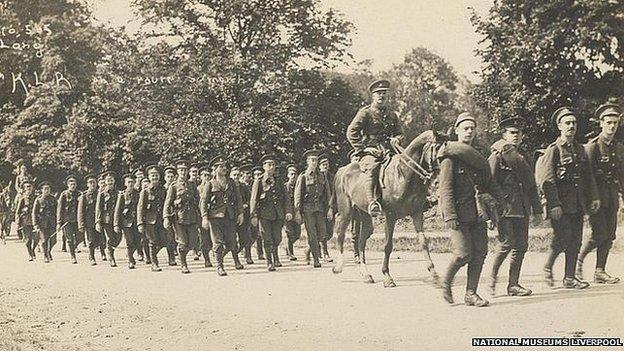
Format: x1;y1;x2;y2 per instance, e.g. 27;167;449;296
163;165;178;262
115;173;143;269
78;174;103;265
318;154;334;262
33;181;57;263
251;165;265;260
163;159;200;274
137;165;169;272
96;171;120;267
132;168;146;262
189;163;202;261
576;103;623;284
439;112;501;307
487;117;543;297
294;150;331;267
95;173;108;262
133;167;145;191
346;79;404;217
284;164;301;260
200;156;245;276
250;155;293;271
141;178;150;190
347;149;361;263
57;175;81;264
15;179;36;261
230;166;240;182
538;107;600;289
238;164;255;264
197;164;214;268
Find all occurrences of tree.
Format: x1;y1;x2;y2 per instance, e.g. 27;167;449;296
470;0;624;149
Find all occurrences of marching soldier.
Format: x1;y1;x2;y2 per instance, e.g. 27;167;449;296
197;164;214;268
132;168;146;262
96;171;120;267
57;175;80;264
250;155;293;271
78;174;103;265
95;173;108;261
318;154;334;262
439;112;500;307
189;163;201;261
33;181;57;263
15;179;36;261
163;165;178;262
538;107;600;289
294;150;331;267
576;103;623;284
200;156;245;276
487;117;543;297
238;164;255;264
284;164;301;261
346;79;404;217
133;167;145;191
163;159;200;274
137;165;170;272
251;165;265;260
115;173;143;269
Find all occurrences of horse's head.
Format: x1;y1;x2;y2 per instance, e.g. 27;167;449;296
419;130;448;178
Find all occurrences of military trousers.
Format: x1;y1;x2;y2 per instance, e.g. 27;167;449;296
38;225;55;259
444;220;488;293
173;222;199;253
546;213;583;279
302;211;326;259
491;216;529;287
102;222;121;250
62;222;79;255
284;220;301;243
581;204;618;270
84;226;104;250
208;217;238;264
236;222;251;254
258;218;283;250
21;225;38;257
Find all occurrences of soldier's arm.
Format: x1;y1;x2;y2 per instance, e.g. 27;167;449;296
32;197;40;228
136;189;146;226
77;194;85;230
293;174;304;212
582;144;600;203
199;182;210;218
14;197;23;223
56;193;65;227
95;192;103;224
113;192;123;228
437;157;457;222
233;181;244;215
282;183;293;216
249;179;260;217
540;146;562;211
163;184;175;219
390;111;405;143
616;143;624;194
346;109;367;152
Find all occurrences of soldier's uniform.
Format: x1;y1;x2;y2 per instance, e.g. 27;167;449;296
283;164;301;260
294;150;331;267
200;156;244;275
32;182;57;263
318;154;334;262
96;171;120;266
137;165;171;271
439;113;500;307
488;117;543;296
196;165;214;268
577;103;623;284
238;164;255;264
78;175;105;264
538;107;599;289
251;165;265;260
162;166;178;262
15;181;36;260
163;159;200;273
346;79;403;216
250;155;293;271
57;175;80;263
115;174;143;269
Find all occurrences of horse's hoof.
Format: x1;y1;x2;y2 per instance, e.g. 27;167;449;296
332;266;343;274
363;274;375;284
383;278;396;288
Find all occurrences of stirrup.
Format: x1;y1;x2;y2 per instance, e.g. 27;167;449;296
368;201;382;217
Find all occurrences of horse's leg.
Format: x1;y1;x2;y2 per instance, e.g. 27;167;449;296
332;208;352;274
382;215;397;288
359;213;374;283
412;212;440;287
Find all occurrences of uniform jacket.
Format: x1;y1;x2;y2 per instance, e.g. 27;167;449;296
294;170;330;213
539;137;599;215
114;188;139;228
77;189;97;231
163;179;200;225
488;140;542;218
32;194;57;229
15;192;35;227
96;188;117;225
346;105;403;152
199;177;243;220
250;173;292;221
137;184;166;226
584;134;624;210
57;189;79;226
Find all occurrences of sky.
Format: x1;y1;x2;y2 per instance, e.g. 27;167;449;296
89;0;493;81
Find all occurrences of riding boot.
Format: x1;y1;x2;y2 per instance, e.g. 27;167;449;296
179;249;190;274
127;245;136;268
508;251;525;288
215;247;226;276
137;245;144;261
364;173;382;216
202;249;213;268
265;245;275;271
312;250;321;268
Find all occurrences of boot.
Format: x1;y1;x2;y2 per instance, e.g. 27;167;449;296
233;252;244;270
244;247;254;264
150;245;161;272
257;240;265;260
167;246;177;266
464;292;489;307
100;247;107;261
321;241;333;262
313;251;322;268
266;246;276;271
88;247;96;265
287;241;297;261
69;245;77;264
137;246;144;261
62;239;67;252
202;249;213;268
193;249;200;261
273;249;282;268
108;248;117;267
594;270;620;284
507;285;532;296
442;281;453;304
179;249;190;274
563;277;590;289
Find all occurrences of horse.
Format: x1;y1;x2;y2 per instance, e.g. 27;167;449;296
0;181;17;243
331;130;444;287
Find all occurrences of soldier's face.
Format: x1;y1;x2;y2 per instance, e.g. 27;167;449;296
558;116;576;137
502;127;523;146
287;168;297;180
253;170;262;180
165;173;175;183
142;179;150;189
319;161;329;173
263;160;276;175
105;176;115;188
242;171;252;183
601;116;619;136
177;167;188;179
456;121;476;144
216;164;228;177
87;179;97;191
67;179;77;191
135;172;144;182
371;90;387;107
200;172;210;182
125;178;135;189
42;185;50;196
307;156;319;169
149;171;160;184
189;168;199;180
230;169;240;180
98;179;105;188
24;184;33;194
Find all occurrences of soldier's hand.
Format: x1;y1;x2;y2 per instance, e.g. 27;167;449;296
285;213;293;222
251;216;258;227
163;217;171;229
114;225;121;234
138;224;145;235
549;206;563;221
95;223;102;233
590;200;600;214
445;219;460;230
486;220;496;230
237;213;244;227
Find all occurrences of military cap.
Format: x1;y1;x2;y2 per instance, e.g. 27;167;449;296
498;117;525;130
368;79;390;94
454;112;477;128
21;178;33;186
347;149;357;159
65;174;78;183
189;163;201;170
84;174;97;182
252;166;264;174
122;173;135;181
286;163;298;172
551;106;575;125
198;164;211;173
145;164;160;175
318;153;329;163
303;149;321;159
132;167;144;175
210;156;227;168
595;103;621;120
38;181;51;189
101;170;116;178
260;154;277;164
175;159;190;168
164;165;176;174
239;164;253;172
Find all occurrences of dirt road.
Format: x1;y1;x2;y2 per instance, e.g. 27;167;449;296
0;240;622;351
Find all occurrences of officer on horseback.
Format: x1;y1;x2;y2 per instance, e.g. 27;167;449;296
346;79;404;217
